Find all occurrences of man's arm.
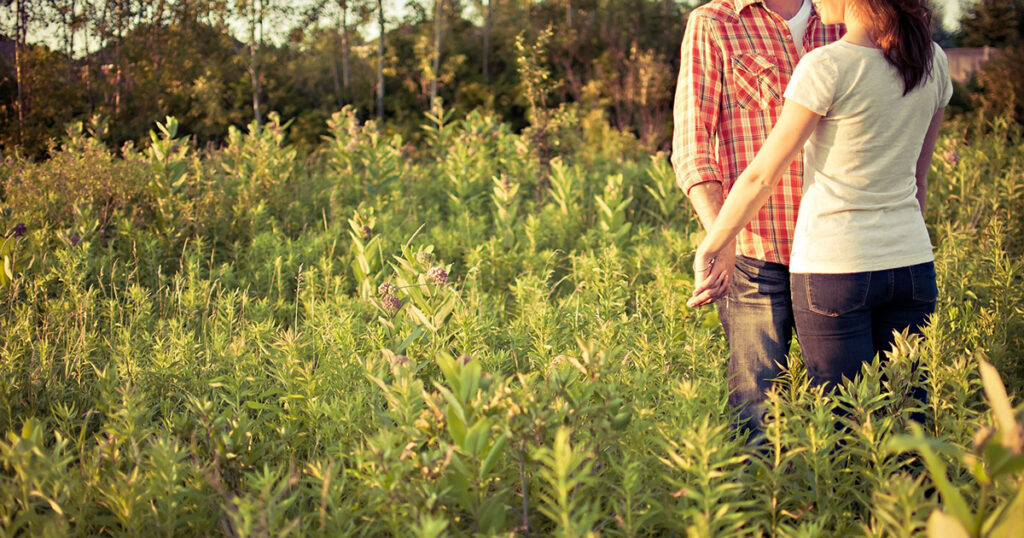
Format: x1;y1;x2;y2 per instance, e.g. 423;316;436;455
688;182;724;232
670;12;734;305
689;100;822;307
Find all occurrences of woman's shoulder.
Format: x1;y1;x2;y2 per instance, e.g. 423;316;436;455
795;44;841;78
804;42;839;62
931;42;950;70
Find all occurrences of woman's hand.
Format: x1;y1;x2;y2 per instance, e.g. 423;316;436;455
687;240;735;308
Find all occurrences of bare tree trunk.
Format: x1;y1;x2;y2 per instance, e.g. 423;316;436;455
330;28;342;106
14;0;25;145
84;10;94;113
249;0;262;128
340;0;351;95
429;0;443;105
114;2;124;119
483;0;492;83
62;1;77;82
376;0;384;120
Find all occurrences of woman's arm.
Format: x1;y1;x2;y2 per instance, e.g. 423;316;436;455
915;108;945;214
687;100;821;307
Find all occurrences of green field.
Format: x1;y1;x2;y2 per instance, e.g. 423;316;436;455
1;107;1023;536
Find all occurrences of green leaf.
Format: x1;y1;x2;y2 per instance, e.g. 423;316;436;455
989;453;1024;479
446;405;467;446
480;433;507;478
478;498;507;533
466;418;491;458
889;430;974;529
979;360;1022;452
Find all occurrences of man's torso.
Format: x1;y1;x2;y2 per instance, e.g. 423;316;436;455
688;0;843;264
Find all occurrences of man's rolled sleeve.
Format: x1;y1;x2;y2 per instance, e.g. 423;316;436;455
671;12;724;195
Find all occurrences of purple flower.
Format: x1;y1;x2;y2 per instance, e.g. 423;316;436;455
362;225;372;238
12;222;26;238
382;295;403;316
378;281;397;296
427;266;448;285
70;233;80;246
944;150;961;167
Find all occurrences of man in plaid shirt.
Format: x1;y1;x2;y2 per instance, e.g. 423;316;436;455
671;0;843;438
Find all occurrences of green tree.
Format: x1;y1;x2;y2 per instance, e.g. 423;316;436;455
959;0;1024;47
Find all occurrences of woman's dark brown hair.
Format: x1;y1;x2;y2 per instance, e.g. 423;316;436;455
857;0;935;95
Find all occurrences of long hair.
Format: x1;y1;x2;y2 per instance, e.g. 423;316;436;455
856;0;935;95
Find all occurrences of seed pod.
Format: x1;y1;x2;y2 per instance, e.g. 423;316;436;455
381;295;403;315
427;266;448;285
378;281;397;296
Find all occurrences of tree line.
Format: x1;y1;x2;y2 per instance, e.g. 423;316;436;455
0;0;1021;158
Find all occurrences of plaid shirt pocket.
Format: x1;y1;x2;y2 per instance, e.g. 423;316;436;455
732;54;782;110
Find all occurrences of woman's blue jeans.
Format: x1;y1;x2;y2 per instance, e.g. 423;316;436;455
790;261;938;390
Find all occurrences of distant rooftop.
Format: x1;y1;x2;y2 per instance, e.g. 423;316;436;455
945;47;1000;83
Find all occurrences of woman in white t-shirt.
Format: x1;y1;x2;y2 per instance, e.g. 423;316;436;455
689;0;952;391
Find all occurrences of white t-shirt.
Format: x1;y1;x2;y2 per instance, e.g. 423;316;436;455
786;0;813;55
783;40;953;274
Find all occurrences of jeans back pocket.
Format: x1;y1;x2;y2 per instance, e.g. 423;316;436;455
802;272;872;317
909;262;938;303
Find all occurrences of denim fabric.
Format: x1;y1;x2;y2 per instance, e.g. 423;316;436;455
790;262;937;389
716;255;795;435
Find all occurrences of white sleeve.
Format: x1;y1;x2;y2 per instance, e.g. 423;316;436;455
933;43;953;109
783;48;838;116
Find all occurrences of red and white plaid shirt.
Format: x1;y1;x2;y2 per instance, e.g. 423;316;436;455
671;0;843;265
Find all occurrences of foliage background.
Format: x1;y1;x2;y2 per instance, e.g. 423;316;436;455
1;0;1023;157
1;0;1023;536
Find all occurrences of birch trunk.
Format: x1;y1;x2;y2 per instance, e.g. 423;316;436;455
429;0;444;105
483;0;492;83
376;0;384;120
249;0;262;128
341;0;351;94
14;0;25;144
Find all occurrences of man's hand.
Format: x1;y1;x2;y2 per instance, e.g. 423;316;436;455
687;240;735;308
682;182;732;307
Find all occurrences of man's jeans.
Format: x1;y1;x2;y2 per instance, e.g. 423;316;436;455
716;255;795;436
790;262;937;390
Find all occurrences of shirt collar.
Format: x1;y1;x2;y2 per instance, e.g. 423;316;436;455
732;0;820;19
732;0;762;12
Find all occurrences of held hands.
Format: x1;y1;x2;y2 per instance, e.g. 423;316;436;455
687;240;735;308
